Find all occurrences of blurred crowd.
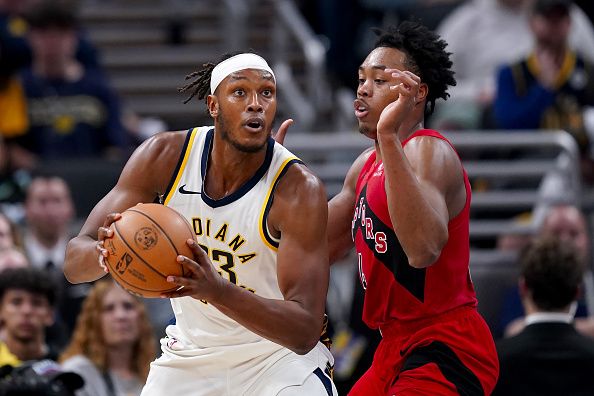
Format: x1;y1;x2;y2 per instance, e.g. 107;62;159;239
1;0;594;395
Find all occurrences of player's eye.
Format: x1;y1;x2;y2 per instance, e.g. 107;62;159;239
358;78;365;85
262;89;272;97
234;89;245;96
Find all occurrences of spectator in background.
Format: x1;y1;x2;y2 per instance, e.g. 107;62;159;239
493;0;594;183
0;267;59;367
0;135;28;207
3;0;126;165
0;247;28;272
0;0;101;159
0;212;19;250
493;237;594;396
0;0;100;79
499;204;594;338
435;0;594;129
23;174;89;339
23;175;74;273
60;280;155;396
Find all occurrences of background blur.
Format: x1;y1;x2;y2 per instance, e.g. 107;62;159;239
1;0;594;394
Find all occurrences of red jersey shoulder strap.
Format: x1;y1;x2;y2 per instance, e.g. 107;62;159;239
403;129;451;149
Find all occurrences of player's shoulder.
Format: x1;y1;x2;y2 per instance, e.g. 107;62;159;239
139;130;192;159
124;130;194;178
275;161;326;207
404;130;458;159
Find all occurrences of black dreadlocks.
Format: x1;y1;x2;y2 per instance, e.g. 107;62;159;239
178;51;250;105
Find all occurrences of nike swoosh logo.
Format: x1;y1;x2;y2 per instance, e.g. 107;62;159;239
178;184;201;195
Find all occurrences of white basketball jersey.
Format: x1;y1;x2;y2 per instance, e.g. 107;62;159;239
162;126;302;360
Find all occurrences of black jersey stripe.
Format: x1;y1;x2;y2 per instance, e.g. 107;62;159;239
352;185;426;302
398;341;484;396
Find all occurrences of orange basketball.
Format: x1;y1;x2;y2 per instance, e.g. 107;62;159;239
103;203;195;298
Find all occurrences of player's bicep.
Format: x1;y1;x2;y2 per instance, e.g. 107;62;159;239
273;170;329;311
404;137;464;221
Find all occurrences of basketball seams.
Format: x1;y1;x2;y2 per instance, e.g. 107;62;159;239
112;220;174;280
108;258;179;296
170;208;195;278
126;207;187;275
109;223;180;296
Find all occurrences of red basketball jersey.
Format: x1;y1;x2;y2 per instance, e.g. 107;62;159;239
352;129;477;329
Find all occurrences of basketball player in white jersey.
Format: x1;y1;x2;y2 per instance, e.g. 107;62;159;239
63;53;337;396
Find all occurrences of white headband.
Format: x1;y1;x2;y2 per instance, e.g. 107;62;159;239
210;53;276;94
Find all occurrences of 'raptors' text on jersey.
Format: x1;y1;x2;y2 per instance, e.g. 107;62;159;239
351;129;477;329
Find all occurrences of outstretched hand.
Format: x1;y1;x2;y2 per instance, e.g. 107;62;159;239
376;69;421;136
272;119;294;145
96;212;122;273
161;239;227;301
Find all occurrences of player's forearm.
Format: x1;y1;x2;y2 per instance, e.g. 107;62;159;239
210;284;322;355
377;135;448;268
64;235;107;283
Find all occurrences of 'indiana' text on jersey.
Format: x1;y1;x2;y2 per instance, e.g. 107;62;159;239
351;129;478;330
161;126;303;350
190;217;257;292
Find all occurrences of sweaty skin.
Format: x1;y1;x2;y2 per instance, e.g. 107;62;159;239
64;69;328;355
327;47;466;268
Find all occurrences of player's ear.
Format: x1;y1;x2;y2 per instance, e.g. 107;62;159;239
207;95;219;118
416;83;428;105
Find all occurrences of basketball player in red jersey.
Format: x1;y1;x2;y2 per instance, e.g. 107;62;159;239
327;22;499;395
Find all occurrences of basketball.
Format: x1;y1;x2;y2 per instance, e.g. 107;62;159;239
103;203;195;298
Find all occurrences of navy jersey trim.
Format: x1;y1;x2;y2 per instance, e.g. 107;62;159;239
260;158;303;249
398;341;484;396
313;367;334;396
200;130;275;208
162;128;194;202
352;185;426;302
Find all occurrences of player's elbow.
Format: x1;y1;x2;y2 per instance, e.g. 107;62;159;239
288;321;320;355
290;334;319;355
408;251;440;269
408;230;448;269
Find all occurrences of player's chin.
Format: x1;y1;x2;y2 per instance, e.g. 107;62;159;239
234;136;269;153
358;122;377;140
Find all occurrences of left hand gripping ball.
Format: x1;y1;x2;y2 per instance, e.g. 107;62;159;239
103;203;195;297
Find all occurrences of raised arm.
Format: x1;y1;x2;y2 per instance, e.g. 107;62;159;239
377;70;466;268
163;164;329;354
327;149;373;264
64;132;186;283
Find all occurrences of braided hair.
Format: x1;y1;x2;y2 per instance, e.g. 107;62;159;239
372;21;456;116
178;51;247;105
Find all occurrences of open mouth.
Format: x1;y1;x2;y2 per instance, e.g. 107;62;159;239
354;99;369;119
244;117;265;132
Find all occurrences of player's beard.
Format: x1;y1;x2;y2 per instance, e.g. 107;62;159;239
218;113;268;153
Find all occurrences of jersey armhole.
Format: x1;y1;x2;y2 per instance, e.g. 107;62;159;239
162;128;198;205
258;158;303;250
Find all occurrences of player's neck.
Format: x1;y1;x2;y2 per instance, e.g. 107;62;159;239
205;139;268;200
